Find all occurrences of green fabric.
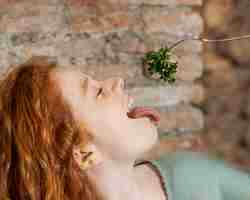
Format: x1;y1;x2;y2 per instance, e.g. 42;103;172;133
149;150;250;200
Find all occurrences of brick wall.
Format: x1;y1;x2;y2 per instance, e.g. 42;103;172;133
0;0;204;137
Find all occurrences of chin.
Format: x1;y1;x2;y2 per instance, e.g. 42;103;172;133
127;117;159;156
148;128;158;150
141;124;159;154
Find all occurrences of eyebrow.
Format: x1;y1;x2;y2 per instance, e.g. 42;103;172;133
78;71;92;80
77;70;102;87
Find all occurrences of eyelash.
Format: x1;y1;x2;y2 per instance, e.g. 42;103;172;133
97;88;103;96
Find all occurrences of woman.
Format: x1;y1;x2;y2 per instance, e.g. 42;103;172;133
0;56;249;200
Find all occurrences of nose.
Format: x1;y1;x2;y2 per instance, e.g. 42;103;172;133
113;77;125;91
118;78;125;89
103;77;125;91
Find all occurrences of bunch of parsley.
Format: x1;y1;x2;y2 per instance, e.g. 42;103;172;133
142;34;250;84
143;46;177;84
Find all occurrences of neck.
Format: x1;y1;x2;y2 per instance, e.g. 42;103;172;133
85;158;145;200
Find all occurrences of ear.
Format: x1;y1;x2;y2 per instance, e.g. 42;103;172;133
72;143;105;171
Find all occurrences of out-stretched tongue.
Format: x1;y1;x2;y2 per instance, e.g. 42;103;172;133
127;106;161;124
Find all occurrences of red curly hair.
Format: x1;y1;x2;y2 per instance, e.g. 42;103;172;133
0;56;103;200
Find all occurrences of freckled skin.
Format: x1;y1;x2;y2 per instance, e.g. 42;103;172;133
51;67;165;200
53;67;159;163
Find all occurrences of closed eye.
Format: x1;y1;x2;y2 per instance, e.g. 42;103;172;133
97;88;103;97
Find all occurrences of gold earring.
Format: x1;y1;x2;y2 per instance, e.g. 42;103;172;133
73;145;99;171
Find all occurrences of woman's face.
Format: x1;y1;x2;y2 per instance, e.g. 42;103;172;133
52;68;158;161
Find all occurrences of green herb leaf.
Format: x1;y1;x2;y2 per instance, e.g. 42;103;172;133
144;46;178;84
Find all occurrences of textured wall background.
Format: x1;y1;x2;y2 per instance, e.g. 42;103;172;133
202;0;250;166
0;0;204;138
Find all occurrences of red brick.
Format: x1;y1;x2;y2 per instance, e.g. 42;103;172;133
129;0;202;6
70;12;128;33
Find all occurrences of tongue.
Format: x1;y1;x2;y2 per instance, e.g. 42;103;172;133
127;106;161;123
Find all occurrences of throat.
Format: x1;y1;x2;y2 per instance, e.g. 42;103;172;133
134;161;167;200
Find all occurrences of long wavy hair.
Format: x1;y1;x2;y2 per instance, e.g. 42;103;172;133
0;56;102;200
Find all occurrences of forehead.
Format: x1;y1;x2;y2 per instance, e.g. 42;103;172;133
53;67;92;84
51;67;93;97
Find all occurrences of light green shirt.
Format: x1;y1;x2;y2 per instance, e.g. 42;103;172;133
148;150;250;200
